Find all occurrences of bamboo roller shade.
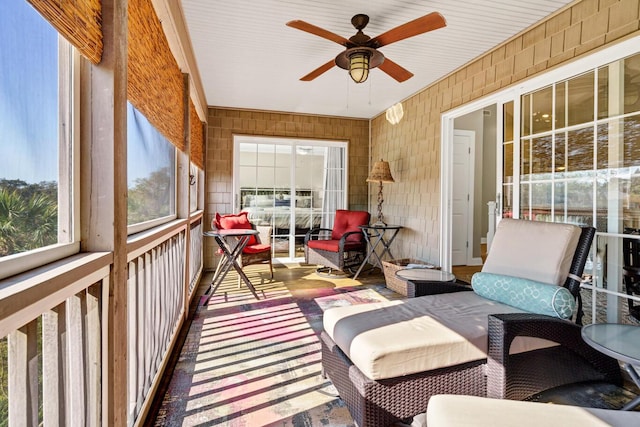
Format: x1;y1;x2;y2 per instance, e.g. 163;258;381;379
190;101;204;169
28;0;103;64
128;0;185;152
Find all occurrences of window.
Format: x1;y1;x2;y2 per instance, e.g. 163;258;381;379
0;2;76;279
235;136;348;260
519;53;640;232
127;102;176;234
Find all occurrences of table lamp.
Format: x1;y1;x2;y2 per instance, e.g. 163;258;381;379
366;159;395;225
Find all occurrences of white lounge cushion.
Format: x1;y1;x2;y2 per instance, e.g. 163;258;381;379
483;219;581;286
323;292;555;380
424;395;638;427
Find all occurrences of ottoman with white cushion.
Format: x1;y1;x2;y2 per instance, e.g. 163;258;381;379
422;395;638;427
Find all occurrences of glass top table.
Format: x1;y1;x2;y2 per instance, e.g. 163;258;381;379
396;268;455;283
581;323;640;410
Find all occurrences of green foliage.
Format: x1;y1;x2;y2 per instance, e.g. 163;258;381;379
0;180;57;257
128;167;173;224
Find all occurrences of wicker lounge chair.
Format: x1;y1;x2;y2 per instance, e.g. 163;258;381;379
320;220;622;427
304;209;370;275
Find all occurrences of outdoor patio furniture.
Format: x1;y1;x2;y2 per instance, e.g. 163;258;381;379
320;219;621;427
421;394;637;427
622;228;640;320
212;212;273;285
304;209;370;275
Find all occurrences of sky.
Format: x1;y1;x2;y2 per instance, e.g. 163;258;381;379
0;1;174;187
0;0;58;184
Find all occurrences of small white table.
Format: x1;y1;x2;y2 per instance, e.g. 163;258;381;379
203;228;260;303
581;323;640;410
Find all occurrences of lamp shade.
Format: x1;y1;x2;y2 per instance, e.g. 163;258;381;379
366;160;395;183
349;51;370;83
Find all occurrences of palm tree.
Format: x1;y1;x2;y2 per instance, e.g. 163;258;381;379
0;189;25;256
23;193;57;249
0;185;57;257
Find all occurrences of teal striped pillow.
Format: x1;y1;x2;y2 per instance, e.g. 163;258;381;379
471;272;576;319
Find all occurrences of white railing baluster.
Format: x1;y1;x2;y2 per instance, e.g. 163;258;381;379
66;293;85;426
9;320;39;427
85;285;101;427
43;307;64;427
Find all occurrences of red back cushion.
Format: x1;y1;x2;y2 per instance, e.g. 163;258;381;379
331;210;370;243
214;212;258;245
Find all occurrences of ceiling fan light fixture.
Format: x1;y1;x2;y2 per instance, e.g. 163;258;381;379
348;51;370;83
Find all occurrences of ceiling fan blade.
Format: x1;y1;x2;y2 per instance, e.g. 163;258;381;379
286;20;351;47
300;59;336;81
370;12;446;48
378;58;414;82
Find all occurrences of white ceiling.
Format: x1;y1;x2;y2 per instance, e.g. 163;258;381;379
181;0;575;119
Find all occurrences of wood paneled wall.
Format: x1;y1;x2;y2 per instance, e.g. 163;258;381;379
205;107;369;268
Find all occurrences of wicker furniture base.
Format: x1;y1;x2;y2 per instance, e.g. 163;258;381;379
320;331;486;427
382;258;438;296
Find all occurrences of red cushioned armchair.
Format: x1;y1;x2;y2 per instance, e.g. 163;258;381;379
304;209;370;275
213;212;273;284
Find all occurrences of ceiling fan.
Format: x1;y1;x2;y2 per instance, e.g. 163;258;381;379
286;12;446;83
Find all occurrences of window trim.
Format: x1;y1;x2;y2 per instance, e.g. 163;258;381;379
0;39;80;281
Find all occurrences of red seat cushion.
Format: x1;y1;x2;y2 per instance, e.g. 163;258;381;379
214;212;258;246
307;239;365;253
243;243;271;254
331;210;370;243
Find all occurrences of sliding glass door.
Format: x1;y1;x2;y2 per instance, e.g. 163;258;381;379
234;136;348;261
517;51;640;321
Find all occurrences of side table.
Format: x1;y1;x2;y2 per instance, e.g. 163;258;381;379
581;323;640;410
394;268;462;297
203;228;261;304
353;224;403;279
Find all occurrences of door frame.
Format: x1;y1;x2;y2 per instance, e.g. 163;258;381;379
441;91;513;271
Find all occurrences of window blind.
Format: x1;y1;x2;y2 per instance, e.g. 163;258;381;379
190;101;204;169
127;0;185;151
28;0;103;64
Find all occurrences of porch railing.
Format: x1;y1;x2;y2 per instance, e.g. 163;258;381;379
0;211;204;426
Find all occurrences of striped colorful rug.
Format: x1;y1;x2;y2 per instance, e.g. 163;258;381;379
154;278;401;427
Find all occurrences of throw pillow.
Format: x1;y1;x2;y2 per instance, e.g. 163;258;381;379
471;271;576;319
214;212;258;246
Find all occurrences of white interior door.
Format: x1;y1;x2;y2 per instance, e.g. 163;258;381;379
452;130;474;266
